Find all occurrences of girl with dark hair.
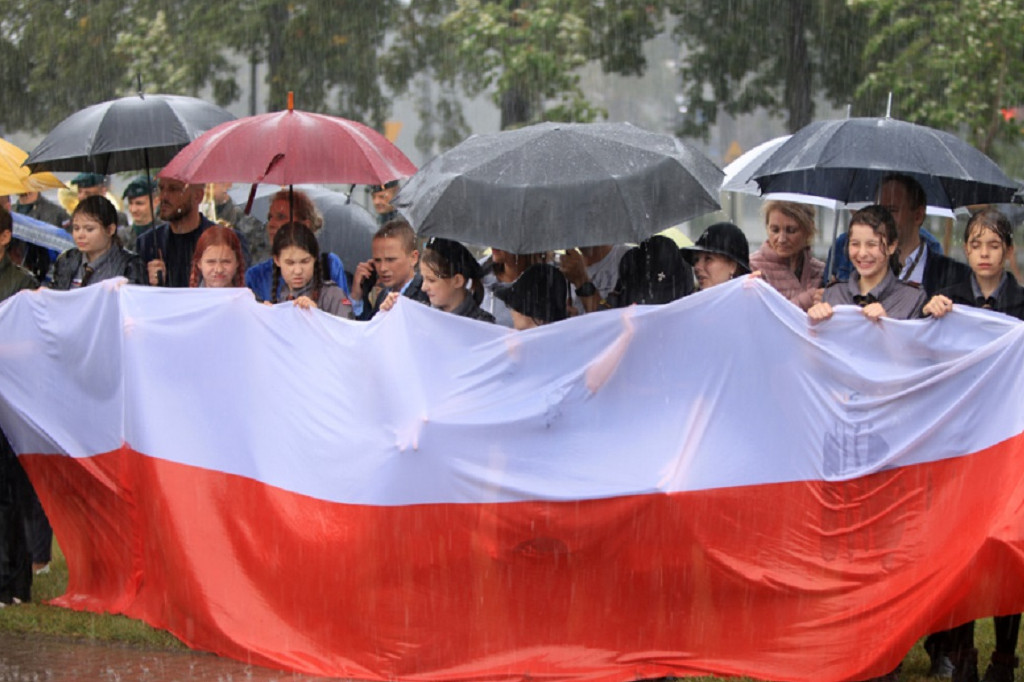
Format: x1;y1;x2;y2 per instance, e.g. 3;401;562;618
920;208;1023;682
270;222;350;317
808;205;925;323
50;195;145;290
418;237;495;322
190;225;246;288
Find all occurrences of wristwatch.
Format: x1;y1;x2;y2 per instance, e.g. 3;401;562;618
575;281;598;297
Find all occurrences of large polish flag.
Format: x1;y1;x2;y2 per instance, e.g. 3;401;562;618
1;278;1023;682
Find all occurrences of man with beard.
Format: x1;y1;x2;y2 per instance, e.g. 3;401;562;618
136;179;216;287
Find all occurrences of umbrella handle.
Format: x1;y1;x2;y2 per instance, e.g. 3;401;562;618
244;184;259;216
244;153;286;215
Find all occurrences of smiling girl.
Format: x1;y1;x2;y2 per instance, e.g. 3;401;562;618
270;222;350;317
50;196;145;290
807;205;925;323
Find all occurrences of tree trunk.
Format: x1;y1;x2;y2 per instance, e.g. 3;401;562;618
783;0;812;133
265;1;289;112
500;86;532;130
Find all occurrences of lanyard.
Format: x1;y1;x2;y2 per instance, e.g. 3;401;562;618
900;244;925;282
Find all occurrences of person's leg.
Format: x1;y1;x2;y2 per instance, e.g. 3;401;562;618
948;621;979;682
21;482;52;572
0;431;31;604
983;615;1020;682
927;630;956;678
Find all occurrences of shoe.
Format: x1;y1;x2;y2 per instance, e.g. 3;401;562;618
982;652;1018;682
927;634;953;677
952;649;980;682
32;562;50;575
931;656;955;679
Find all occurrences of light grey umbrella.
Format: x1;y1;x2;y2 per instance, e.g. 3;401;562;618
394;121;723;253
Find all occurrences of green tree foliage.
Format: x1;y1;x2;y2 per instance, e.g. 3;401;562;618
0;1;396;135
854;0;1024;163
669;0;870;138
225;0;398;126
0;1;125;132
383;0;667;151
0;0;241;133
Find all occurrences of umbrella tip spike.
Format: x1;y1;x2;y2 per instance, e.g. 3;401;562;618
288;91;294;112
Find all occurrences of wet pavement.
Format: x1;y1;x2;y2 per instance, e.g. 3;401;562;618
0;632;346;681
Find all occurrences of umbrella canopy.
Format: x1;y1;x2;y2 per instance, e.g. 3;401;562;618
11;212;74;251
723;135;836;209
751;117;1021;208
24;94;236;174
159;105;416;187
0;138;65;195
724;135;954;218
394;121;723;253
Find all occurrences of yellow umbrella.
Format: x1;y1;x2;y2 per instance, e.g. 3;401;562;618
0;138;66;195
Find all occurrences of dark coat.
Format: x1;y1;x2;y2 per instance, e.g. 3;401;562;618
450;292;496;323
935;272;1024;321
0;254;38;302
356;272;430;321
136;215;216;288
50;246;145;290
921;251;971;297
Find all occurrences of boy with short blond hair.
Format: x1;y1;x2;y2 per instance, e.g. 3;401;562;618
350;219;429;320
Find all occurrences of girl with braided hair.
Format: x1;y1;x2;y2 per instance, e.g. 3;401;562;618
270;222;350;317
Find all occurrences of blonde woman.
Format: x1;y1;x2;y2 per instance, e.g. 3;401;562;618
750;200;824;310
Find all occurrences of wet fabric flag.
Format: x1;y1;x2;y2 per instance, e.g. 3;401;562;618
0;279;1023;682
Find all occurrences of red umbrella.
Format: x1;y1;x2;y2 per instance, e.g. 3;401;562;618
159;93;416;187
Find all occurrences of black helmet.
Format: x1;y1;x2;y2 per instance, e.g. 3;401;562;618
681;222;751;274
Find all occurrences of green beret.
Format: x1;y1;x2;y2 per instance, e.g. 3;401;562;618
123;176;157;200
71;172;107;189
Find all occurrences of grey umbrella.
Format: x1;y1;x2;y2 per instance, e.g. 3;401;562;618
24;93;235;174
750;117;1021;208
394;121;723;253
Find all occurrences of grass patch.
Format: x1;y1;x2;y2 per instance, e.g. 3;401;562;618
0;542;185;650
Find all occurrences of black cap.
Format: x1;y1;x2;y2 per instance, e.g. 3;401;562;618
681;222;751;274
122;176;157;200
368;179;400;193
494;263;568;324
72;172;106;189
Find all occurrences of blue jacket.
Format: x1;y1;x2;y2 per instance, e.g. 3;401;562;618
245;252;349;302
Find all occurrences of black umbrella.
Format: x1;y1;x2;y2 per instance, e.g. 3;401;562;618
750;117;1021;209
24;93;235;174
394;121;723;253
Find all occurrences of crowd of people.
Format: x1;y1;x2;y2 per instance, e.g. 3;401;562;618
0;168;1022;682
